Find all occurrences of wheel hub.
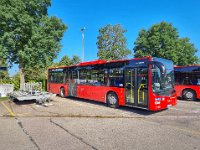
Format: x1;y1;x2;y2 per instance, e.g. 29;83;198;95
186;92;193;99
109;95;116;104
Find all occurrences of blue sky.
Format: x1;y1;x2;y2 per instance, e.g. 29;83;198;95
9;0;200;75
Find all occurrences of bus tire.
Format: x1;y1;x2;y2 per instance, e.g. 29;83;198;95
182;89;196;101
60;87;65;98
106;92;119;108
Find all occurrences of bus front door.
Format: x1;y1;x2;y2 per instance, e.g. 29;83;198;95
125;69;135;105
68;71;77;97
125;68;148;108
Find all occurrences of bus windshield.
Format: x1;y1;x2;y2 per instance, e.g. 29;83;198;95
152;58;174;95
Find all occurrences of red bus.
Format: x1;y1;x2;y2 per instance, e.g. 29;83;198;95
48;56;177;111
174;65;200;100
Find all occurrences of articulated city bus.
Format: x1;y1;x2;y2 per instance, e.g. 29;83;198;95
48;56;177;111
174;65;200;100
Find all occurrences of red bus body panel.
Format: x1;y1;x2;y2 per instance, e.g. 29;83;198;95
175;85;200;99
48;83;68;96
48;83;125;105
48;82;176;111
149;93;177;111
77;85;125;105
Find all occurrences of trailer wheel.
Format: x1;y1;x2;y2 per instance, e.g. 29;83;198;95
107;92;119;108
60;87;65;98
182;89;196;101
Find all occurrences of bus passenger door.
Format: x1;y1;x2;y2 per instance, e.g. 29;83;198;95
136;68;148;108
125;69;136;105
68;71;78;97
125;68;148;108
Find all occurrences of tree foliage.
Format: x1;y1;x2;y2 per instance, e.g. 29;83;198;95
0;0;67;87
0;58;9;80
97;24;131;60
58;55;81;66
134;22;199;65
59;55;71;66
71;55;81;65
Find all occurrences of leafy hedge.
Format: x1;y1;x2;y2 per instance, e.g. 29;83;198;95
0;78;20;91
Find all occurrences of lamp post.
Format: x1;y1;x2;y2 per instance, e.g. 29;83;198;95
81;27;86;62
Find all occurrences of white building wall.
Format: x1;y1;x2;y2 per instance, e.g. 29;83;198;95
0;84;14;97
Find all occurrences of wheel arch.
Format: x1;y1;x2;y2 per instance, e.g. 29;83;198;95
59;86;66;97
182;88;196;100
60;86;65;90
182;88;196;96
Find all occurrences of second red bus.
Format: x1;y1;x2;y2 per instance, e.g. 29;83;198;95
174;65;200;100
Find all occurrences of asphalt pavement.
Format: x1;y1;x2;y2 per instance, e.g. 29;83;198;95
0;97;200;150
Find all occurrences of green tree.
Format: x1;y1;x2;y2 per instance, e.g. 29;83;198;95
71;55;81;65
134;22;198;65
10;73;20;90
97;24;131;60
58;55;81;66
59;55;71;66
0;58;9;81
175;38;199;65
0;0;67;88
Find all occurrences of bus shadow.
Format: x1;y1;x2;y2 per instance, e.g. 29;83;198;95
118;107;162;116
177;97;200;102
66;97;161;116
13;99;36;105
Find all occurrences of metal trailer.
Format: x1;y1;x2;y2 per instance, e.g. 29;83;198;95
9;83;56;104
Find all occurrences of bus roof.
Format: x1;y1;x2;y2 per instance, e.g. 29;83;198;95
174;64;200;68
48;56;152;70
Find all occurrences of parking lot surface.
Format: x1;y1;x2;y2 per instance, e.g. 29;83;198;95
0;97;200;150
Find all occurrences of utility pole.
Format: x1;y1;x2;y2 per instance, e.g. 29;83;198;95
81;27;86;62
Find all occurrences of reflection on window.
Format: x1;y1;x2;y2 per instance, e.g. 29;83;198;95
79;69;107;86
109;68;124;87
48;69;65;84
137;68;148;88
90;70;105;85
152;65;174;94
175;70;200;86
152;66;161;92
79;70;88;84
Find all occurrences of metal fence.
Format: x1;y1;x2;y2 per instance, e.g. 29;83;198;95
0;84;14;97
21;82;42;94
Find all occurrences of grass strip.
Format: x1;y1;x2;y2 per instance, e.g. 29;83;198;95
0;97;10;101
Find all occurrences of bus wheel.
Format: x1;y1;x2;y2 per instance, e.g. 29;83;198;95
60;88;65;98
182;89;196;101
107;92;119;108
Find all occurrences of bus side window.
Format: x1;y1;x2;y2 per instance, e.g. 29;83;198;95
197;79;200;85
182;77;192;85
79;69;91;85
109;68;124;87
65;70;69;83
